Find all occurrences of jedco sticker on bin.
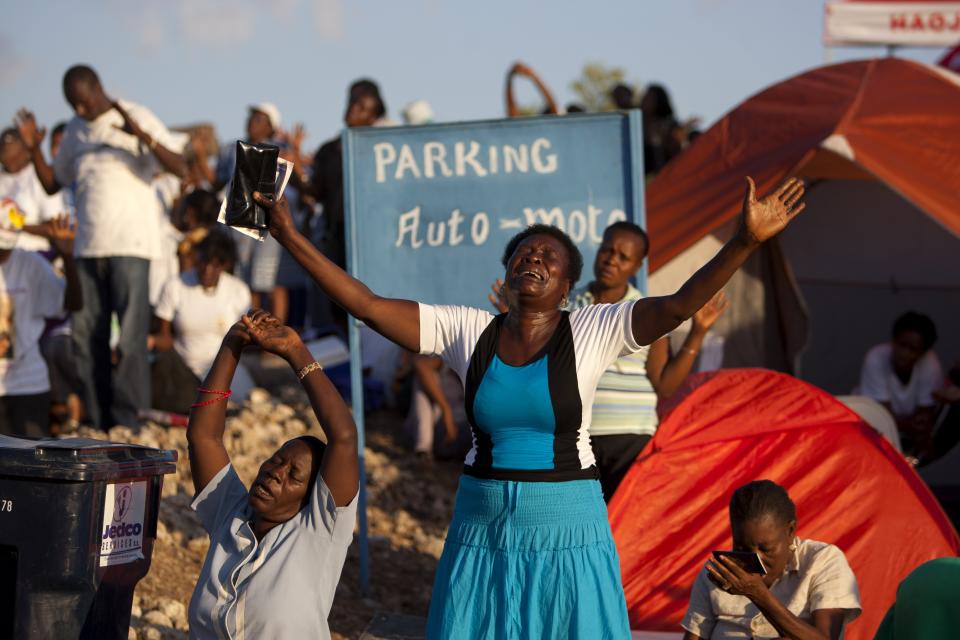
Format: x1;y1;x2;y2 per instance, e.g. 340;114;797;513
99;481;147;567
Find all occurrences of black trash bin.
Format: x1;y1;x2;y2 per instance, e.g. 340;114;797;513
0;435;177;640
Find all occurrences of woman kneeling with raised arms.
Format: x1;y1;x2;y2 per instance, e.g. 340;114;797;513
186;309;358;639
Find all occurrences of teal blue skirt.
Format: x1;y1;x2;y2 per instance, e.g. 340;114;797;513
426;476;631;639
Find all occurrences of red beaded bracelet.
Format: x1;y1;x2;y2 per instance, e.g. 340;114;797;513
197;387;231;396
191;388;232;409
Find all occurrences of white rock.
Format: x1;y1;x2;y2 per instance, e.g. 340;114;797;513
142;610;172;628
248;388;271;405
158;598;187;627
140;626;162;640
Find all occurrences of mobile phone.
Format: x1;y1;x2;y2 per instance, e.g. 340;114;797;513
712;550;767;575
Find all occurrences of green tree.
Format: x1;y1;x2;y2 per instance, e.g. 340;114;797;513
570;63;639;112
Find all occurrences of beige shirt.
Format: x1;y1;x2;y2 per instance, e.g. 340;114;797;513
681;538;861;639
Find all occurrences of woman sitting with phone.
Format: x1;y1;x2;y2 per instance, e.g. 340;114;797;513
682;480;861;640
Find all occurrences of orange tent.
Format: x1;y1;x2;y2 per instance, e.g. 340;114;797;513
646;59;960;392
609;369;960;639
647;58;960;271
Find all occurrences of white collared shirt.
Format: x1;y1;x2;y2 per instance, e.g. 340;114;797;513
681;538;861;639
188;464;357;640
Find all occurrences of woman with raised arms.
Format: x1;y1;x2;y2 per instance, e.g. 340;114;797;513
186;309;358;639
251;176;806;639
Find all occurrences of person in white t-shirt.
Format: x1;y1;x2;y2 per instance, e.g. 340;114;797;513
858;311;943;457
15;64;186;428
152;231;252;414
149;168;188;308
0;128;65;252
0;214;81;436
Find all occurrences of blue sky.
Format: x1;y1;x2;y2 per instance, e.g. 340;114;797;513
1;0;944;150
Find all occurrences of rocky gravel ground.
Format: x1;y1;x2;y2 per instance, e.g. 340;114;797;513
66;381;461;640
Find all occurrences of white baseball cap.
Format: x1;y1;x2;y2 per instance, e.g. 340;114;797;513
248;102;282;131
402;100;434;126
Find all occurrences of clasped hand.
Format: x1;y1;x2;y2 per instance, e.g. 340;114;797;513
706;554;769;601
225;309;303;360
111;101;152;145
252;192;296;240
46;215;76;257
14;109;45;151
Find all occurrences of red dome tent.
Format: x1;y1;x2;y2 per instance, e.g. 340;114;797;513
609;369;960;639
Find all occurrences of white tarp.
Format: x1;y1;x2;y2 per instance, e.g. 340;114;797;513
825;1;960;46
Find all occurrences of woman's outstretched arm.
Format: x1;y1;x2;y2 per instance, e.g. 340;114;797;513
631;176;805;346
253;192;420;352
646;291;728;399
186;318;250;494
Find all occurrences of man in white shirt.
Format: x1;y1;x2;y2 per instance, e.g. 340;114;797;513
0;128;64;252
858;311;943;457
15;64;186;428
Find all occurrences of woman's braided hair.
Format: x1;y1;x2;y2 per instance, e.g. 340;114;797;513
729;479;796;526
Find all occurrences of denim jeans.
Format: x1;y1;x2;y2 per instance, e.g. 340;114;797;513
73;257;151;428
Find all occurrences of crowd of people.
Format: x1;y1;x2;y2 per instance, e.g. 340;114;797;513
0;65;396;434
0;59;707;438
1;61;957;639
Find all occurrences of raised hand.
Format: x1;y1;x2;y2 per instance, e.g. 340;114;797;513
707;555;769;601
288;123;306;153
252;192;296;240
242;309;303;360
692;290;728;333
189;132;209;160
223;317;254;352
488;277;509;313
740;176;805;245
46;215;76;257
15;109;45;151
111;101;148;142
510;62;534;77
